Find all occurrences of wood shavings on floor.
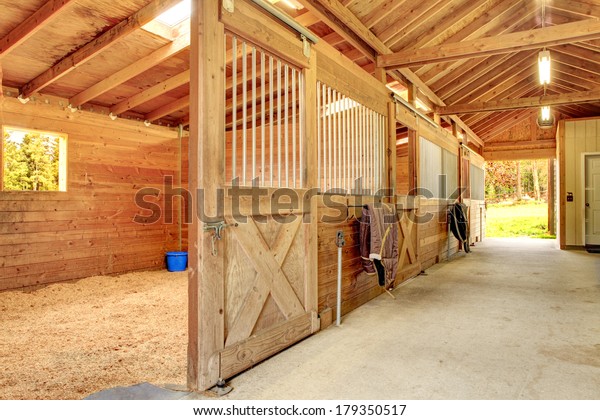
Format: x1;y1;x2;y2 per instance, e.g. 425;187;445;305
0;270;187;400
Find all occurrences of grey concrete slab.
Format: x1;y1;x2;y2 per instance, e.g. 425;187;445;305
89;238;600;400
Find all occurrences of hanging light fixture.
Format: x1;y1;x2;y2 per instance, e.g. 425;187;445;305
538;50;551;85
538;105;554;128
541;106;551;121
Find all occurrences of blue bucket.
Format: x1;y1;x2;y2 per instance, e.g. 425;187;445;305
166;251;188;272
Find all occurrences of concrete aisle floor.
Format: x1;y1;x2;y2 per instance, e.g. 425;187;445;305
213;238;600;400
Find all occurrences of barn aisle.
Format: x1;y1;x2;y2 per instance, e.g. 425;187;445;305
211;238;600;400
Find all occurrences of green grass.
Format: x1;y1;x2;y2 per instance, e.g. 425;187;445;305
486;202;555;239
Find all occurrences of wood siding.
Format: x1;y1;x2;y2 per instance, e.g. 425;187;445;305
0;97;184;290
561;117;600;246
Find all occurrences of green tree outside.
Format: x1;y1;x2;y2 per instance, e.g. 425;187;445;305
3;129;61;191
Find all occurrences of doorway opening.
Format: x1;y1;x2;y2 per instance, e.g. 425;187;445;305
485;159;555;239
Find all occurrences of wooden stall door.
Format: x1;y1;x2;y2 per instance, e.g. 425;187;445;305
219;203;318;380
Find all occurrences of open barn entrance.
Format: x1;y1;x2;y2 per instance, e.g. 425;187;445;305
484;159;556;240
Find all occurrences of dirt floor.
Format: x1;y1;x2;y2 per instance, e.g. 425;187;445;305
0;270;187;400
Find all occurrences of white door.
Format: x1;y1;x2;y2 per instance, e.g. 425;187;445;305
585;155;600;245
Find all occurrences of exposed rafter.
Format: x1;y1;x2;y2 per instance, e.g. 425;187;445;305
437;89;600;115
111;70;190;115
377;19;600;70
69;34;190;107
19;0;182;98
0;0;76;59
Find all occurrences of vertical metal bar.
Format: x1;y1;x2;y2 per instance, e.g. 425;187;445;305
224;34;228;183
327;86;332;191
351;102;356;193
341;95;348;191
332;90;338;190
284;64;289;188
292;68;297;188
299;71;304;189
277;60;282;187
242;41;247;186
252;47;257;184
317;81;321;191
269;56;274;187
232;36;237;182
323;84;328;192
261;51;265;186
336;91;342;190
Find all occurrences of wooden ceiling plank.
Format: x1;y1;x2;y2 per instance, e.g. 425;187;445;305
476;110;531;139
389;0;490;53
551;48;600;77
110;69;190;115
373;0;439;43
548;0;600;20
69;34;190;107
0;0;76;58
19;0;183;98
439;88;600;116
417;3;539;86
145;95;190;122
552;61;600;87
361;0;405;29
377;19;600;70
445;50;537;105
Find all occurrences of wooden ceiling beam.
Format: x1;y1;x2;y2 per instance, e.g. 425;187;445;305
69;34;189;107
110;70;190;116
377;19;600;70
374;0;439;44
19;0;182;98
438;89;600;116
145;95;189;122
0;0;76;59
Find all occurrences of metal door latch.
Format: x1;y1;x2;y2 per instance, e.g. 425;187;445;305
203;221;238;256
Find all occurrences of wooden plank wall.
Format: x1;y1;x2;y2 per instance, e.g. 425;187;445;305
396;142;409;195
0;96;185;290
418;198;459;270
317;195;424;328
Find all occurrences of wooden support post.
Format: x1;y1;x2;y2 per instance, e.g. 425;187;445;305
407;82;418;107
548;158;556;236
374;67;387;85
433;113;441;125
304;50;319;330
188;0;225;391
388;101;397;197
